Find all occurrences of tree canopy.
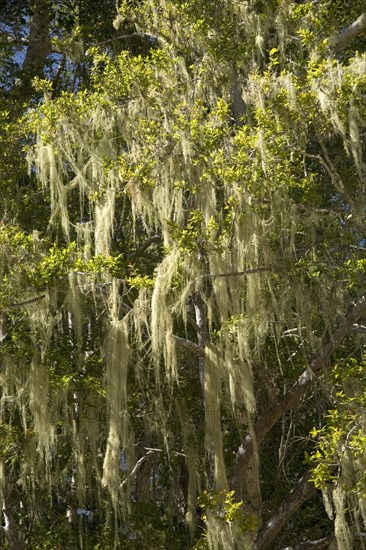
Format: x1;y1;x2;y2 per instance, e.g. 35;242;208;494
2;1;366;548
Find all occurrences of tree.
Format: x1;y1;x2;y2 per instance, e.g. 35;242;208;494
2;1;366;548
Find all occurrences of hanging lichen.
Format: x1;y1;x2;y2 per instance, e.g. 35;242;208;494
2;0;366;548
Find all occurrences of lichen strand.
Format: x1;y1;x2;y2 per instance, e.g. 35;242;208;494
102;281;130;509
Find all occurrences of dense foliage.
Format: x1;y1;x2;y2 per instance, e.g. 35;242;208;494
2;1;366;548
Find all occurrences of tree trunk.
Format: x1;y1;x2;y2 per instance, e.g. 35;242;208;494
2;496;25;550
15;0;51;100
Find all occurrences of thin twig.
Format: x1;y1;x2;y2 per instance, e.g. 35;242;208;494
143;447;186;457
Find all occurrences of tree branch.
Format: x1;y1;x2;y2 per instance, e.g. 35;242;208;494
231;293;366;496
202;267;272;279
119;450;154;490
92;32;160;48
332;13;366;51
253;467;317;549
3;294;46;311
127;235;161;261
306;144;357;216
173;334;205;357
